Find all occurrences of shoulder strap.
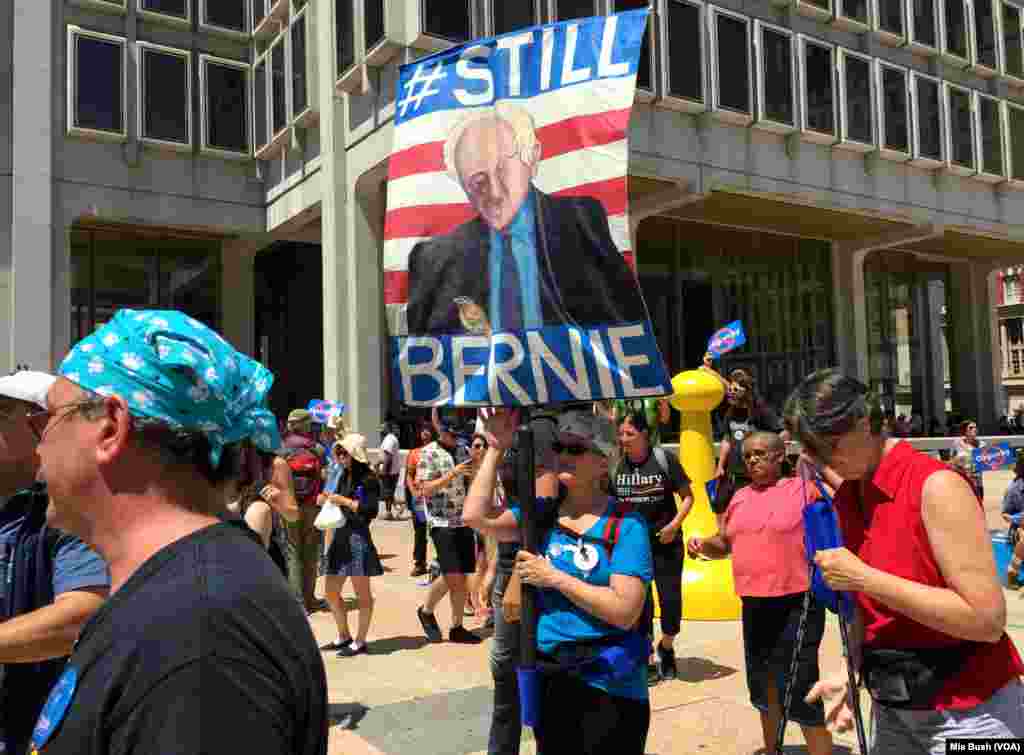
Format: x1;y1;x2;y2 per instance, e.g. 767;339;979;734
600;501;629;555
653;446;669;478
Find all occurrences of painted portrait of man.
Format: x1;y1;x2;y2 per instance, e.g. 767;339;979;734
405;101;647;337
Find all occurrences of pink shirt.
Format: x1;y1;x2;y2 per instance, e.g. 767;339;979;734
723;477;810;598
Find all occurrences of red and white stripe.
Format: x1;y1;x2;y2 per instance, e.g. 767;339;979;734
384;77;636;310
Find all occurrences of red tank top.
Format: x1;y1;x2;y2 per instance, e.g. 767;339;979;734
834;441;1024;711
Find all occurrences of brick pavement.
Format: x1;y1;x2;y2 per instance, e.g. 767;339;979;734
319;471;1021;755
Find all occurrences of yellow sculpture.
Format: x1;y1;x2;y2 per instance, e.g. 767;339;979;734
671;369;742;621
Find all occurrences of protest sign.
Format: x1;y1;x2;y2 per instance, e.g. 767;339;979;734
307;399;345;425
974;442;1017;472
707;321;747;359
383;10;671;406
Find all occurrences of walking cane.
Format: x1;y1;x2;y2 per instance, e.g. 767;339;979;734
775;476;868;755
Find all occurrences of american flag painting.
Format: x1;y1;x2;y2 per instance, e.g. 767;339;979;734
385;10;671;407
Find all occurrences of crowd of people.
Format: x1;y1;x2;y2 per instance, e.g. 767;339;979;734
0;308;1021;754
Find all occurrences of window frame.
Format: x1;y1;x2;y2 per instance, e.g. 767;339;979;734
943;81;977;173
876;60;911;160
417;0;478;52
907;0;940;53
660;0;706;113
1005;100;1024;184
837;47;876;151
199;0;250;37
199;54;251;159
335;0;362;93
910;70;946;166
709;5;754;125
253;57;269;154
1003;0;1024;81
66;26;128;143
970;0;1002;75
487;0;543;36
753;20;797;133
835;0;873;31
136;0;191;27
874;0;908;44
68;0;127;14
254;0;289;38
136;41;192;151
974;91;1007;180
939;0;972;64
790;0;834;24
365;0;404;67
290;4;317;126
798;34;838;144
254;31;290;159
613;0;657;100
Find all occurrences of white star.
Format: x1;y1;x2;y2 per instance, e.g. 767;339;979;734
87;358;105;375
79;343;96;353
121;353;144;372
132;390;155;409
102;332;121;347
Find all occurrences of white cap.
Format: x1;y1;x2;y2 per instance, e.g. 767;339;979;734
0;371;57;409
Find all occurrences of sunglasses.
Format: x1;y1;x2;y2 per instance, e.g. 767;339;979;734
471;443;487;450
552;441;591;456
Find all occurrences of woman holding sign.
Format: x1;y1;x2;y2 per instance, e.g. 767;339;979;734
464;409;653;755
785;370;1024;751
952;420;986;500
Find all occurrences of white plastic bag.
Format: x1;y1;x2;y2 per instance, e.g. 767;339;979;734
314;501;345;531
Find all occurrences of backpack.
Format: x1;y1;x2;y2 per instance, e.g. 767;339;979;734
281;443;323;503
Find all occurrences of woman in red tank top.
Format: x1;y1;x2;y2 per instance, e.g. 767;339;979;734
784;370;1024;753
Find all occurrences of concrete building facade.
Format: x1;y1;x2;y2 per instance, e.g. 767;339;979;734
2;0;1022;434
998;264;1024;415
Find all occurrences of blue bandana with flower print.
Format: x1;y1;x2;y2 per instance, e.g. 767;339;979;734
58;309;282;466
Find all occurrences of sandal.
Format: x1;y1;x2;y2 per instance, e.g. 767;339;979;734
320;638;352;652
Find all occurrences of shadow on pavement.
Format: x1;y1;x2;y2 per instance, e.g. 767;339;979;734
778;745;855;754
367;635;431;654
675;656;738;683
329;702;369;730
378;552;398;560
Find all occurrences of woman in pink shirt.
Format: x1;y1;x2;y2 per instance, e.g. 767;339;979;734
688;432;832;755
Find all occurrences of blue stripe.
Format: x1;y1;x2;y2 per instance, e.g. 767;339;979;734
395;10;649;124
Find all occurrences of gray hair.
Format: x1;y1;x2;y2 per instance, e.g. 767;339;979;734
783;369;880;458
443;102;541;184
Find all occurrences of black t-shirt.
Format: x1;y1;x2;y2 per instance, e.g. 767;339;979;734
716;405;783;476
612;448;690;549
36;523;328;755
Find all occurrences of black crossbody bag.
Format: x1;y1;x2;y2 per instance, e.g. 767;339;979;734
861;643;977;710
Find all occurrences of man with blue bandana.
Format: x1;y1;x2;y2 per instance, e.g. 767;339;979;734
29;310;328;755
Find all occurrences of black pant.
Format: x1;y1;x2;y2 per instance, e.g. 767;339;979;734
643;543;684;639
488;557;521;755
534;672;650;754
408;486;427;568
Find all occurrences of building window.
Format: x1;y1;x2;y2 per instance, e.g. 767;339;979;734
666;0;703;104
879;63;910;153
1008;104;1024;179
270;39;287;135
840;50;874;145
913;74;943;161
974;0;999;68
943;0;970;58
68;28;126;137
556;0;598;21
201;57;249;155
712;9;751;117
292;11;308;117
366;0;385;50
838;0;870;24
1006;276;1020;303
253;0;266;29
757;23;795;127
614;0;652;91
801;37;836;138
945;83;975;170
1005;3;1024;78
422;0;472;42
202;0;248;32
138;0;189;21
254;60;268;150
494;1;538;34
978;94;1005;175
910;0;938;47
337;0;355;75
878;0;907;36
138;44;190;146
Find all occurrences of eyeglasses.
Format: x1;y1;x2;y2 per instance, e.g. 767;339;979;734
24;400;103;443
552;441;590;456
743;450;773;462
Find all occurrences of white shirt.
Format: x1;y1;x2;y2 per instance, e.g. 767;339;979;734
380;433;401;476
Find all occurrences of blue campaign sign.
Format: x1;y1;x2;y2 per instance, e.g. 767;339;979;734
974;442;1017;472
707;321;747;359
383;11;671;406
307;399;345;424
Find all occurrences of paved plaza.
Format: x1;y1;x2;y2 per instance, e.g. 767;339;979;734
320;471;1022;755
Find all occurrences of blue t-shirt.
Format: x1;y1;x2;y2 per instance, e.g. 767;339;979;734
510;499;653;700
0;493;110;617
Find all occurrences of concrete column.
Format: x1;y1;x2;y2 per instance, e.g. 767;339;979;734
830;244;864;378
0;0;12;372
10;0;55;370
925;279;947;430
947;262;999;430
221;241;258;355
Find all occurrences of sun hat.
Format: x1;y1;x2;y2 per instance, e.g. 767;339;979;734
339;433;370;465
556;410;617;460
0;371;58;410
287;409;312;426
57;309;281;466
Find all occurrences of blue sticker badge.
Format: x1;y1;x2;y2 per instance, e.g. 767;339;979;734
31;665;78;752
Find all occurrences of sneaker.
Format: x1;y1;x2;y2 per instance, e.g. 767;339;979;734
449;625;483;644
410;564;428;577
658;644;678;680
417;607;443;643
337;642;368;658
320;638;352;652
